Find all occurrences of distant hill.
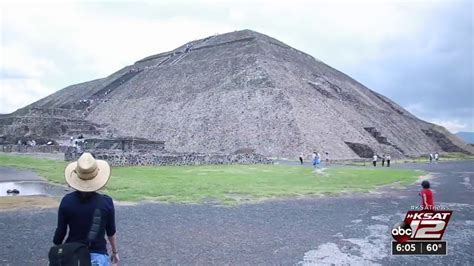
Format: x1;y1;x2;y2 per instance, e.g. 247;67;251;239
456;132;474;144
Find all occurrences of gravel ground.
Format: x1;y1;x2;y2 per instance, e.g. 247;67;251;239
0;161;472;265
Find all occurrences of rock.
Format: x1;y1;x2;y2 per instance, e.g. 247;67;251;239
6;189;19;194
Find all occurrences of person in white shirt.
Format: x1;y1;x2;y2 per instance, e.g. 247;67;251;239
372;154;378;167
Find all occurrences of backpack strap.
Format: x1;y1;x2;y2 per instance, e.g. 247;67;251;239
87;194;104;246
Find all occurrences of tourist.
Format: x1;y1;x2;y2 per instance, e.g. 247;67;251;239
429;153;433;163
77;134;85;148
312;151;317;168
74;140;83;155
52;153;119;265
372;154;378;167
419;180;434;210
325;151;330;166
299;153;304;165
386;154;391;167
381;154;386;167
312;151;321;169
434;152;439;162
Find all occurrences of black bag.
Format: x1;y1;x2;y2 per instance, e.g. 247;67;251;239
49;195;104;266
48;243;91;266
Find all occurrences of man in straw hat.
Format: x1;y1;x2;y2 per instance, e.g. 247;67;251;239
53;153;119;265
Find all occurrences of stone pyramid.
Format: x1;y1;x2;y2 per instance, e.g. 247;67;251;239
2;29;472;159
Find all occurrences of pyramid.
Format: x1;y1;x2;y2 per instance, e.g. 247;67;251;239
1;29;472;159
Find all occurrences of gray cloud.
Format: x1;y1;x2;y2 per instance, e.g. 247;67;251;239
339;0;473;132
1;1;472;132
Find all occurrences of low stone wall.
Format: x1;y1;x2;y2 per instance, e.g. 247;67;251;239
1;144;67;153
65;149;272;166
13;107;83;119
84;138;165;152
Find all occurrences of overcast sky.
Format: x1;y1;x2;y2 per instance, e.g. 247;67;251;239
1;0;472;133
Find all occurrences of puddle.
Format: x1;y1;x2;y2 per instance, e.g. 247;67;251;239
0;182;51;196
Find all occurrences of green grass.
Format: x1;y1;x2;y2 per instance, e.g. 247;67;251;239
0;154;67;183
0;154;423;205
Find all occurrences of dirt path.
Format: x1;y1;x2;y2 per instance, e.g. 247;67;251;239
0;196;59;211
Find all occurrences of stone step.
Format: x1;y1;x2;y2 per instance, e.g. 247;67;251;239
90;70;141;99
13;108;84;119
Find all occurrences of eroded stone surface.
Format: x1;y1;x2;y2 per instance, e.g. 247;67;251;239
1;30;472;159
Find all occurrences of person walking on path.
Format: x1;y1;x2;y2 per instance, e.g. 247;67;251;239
434;152;439;163
429;153;433;163
316;152;321;168
381;154;386;167
312;151;321;169
312;152;316;168
299;153;304;165
419;180;435;210
325;152;330;166
53;153;119;265
372;154;378;167
386;154;391;167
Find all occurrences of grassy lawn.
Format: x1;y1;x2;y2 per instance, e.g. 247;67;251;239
0;154;423;204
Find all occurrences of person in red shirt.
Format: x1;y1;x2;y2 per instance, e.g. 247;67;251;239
420;180;435;210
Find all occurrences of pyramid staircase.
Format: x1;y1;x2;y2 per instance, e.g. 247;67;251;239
364;127;405;154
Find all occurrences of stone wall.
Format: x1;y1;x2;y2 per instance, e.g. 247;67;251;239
0;115;110;144
1;144;67;153
84;138;165;152
65;149;272;166
13;107;83;119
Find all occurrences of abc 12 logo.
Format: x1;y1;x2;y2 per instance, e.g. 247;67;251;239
392;210;452;243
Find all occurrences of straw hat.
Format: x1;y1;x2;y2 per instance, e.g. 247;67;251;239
64;153;111;192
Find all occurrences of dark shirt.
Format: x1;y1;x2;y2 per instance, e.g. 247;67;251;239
53;191;116;254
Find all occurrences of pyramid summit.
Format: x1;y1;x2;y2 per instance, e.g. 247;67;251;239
2;29;472;159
